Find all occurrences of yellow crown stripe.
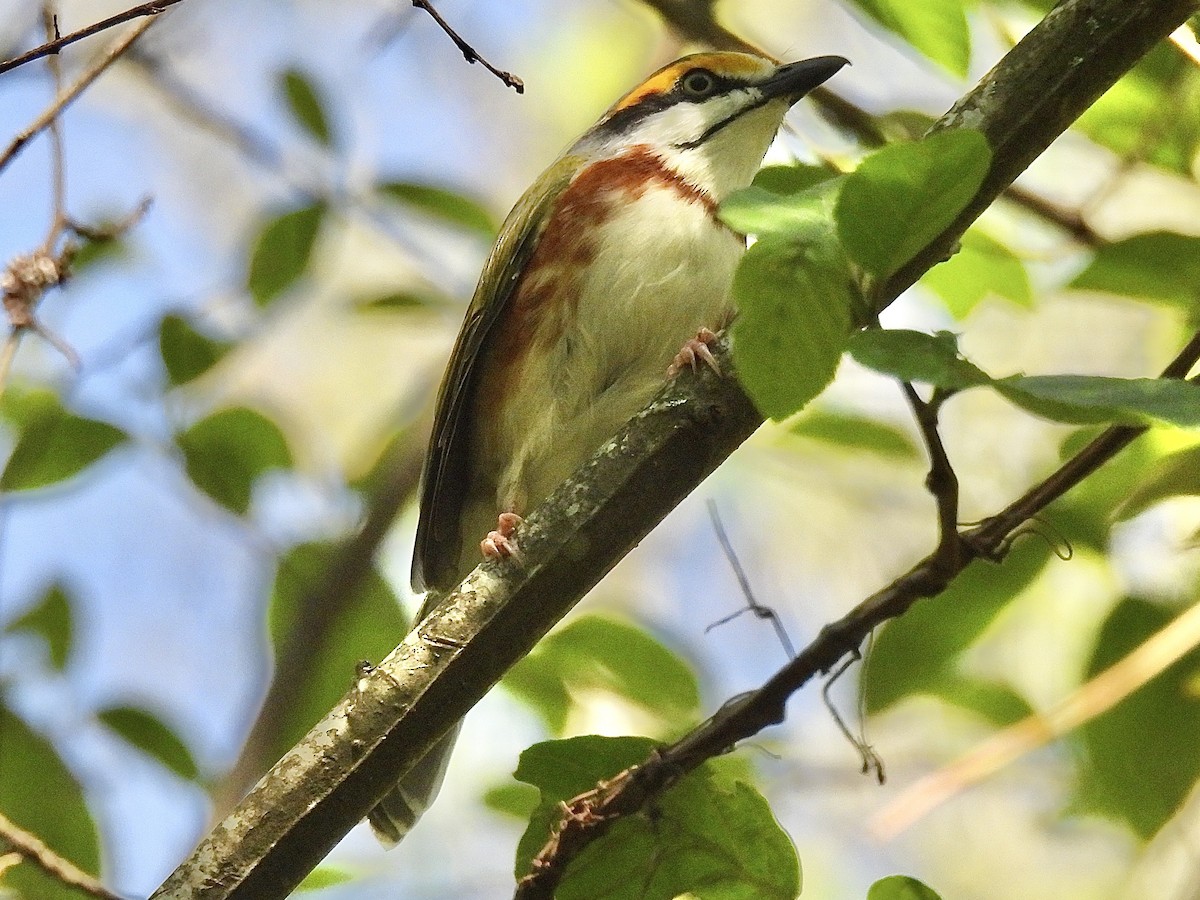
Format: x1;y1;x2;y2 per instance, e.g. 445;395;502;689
610;52;771;113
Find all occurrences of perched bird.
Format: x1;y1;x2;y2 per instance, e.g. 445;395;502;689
369;50;848;845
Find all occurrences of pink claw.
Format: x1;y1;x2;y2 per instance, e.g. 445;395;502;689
668;327;721;377
481;511;523;561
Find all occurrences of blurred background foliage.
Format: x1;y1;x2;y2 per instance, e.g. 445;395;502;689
0;0;1198;897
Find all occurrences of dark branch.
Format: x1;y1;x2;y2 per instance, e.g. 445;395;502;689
0;0;184;76
410;0;524;93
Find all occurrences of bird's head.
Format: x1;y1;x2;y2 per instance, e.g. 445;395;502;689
571;51;849;200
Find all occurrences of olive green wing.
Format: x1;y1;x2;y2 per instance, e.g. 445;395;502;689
412;156;579;591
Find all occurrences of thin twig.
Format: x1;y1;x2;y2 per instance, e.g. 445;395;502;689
41;3;68;251
0;811;123;900
900;383;962;571
0;0;183;76
872;592;1200;837
410;0;524;93
0;15;156;176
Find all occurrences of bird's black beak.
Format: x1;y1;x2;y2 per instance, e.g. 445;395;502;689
761;55;850;101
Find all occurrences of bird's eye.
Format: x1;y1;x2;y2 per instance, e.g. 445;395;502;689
680;69;717;98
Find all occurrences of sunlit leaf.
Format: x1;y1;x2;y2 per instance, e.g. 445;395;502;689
721;178;842;241
0;390;125;492
514;736;800;900
1072;598;1200;838
379;182;497;236
159;314;233;385
0;706;100;900
846;0;970;76
266;543;408;760
98;706;199;781
1069;231;1200;307
1113;445;1200;521
5;582;73;670
246;203;325;308
296;867;355;892
281;67;333;146
483;782;540;820
731;232;857;420
788;409;919;460
864;540;1050;714
1075;45;1200;176
921;228;1033;318
869;874;944;900
176;407;292;515
837;130;991;279
751;163;840;196
847;329;991;389
354;291;443;311
849;329;1200;427
504;615;700;736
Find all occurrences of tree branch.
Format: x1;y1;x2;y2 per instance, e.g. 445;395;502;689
152;0;1199;897
410;0;524;93
0;0;184;77
0;15;158;175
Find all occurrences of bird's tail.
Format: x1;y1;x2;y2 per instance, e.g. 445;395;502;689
367;723;461;845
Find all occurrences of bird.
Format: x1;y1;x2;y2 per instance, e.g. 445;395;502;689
368;49;849;845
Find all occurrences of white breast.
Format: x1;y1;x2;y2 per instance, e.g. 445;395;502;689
489;187;742;514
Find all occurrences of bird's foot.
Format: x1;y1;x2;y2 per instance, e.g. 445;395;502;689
481;512;523;561
668;327;721;377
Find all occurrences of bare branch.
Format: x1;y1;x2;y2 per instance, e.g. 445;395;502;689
0;0;183;77
410;0;524;93
0;15;157;176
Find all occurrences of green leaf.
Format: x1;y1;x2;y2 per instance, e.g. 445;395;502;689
98;705;199;781
266;543;408;760
246;203;325;308
0;390;125;491
159;314;232;385
1075;45;1199;176
176;407;292;515
1071;598;1200;838
1069;231;1200;307
379;182;497;236
504;615;700;736
0;706;101;900
281;68;333;146
295;866;354;892
5;582;73;670
836;130;992;279
354;291;442;311
934;676;1033;727
864;539;1050;714
847;329;991;390
721;178;842;241
751;163;840;195
849;329;1200;427
1113;445;1200;521
483;781;540;820
921;228;1033;318
514;736;800;900
869;874;944;900
846;0;970;76
788;409;919;460
994;375;1200;427
731;233;857;420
